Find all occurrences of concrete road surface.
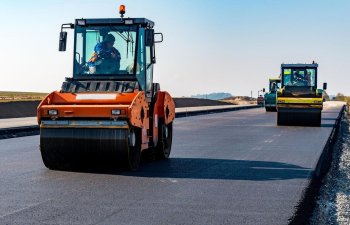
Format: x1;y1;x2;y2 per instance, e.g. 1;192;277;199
0;102;344;225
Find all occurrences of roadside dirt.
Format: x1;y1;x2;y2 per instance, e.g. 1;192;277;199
0;101;40;119
174;98;234;108
222;96;257;105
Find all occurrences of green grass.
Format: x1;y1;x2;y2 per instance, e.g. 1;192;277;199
0;91;48;102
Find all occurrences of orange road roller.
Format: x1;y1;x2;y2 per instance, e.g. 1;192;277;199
37;6;175;170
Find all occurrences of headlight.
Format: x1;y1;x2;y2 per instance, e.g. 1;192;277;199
111;109;121;115
48;109;58;115
77;19;86;26
124;19;134;25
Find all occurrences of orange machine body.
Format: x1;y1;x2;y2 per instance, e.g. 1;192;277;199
37;90;175;151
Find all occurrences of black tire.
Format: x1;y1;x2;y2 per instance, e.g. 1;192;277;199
126;127;142;171
155;121;173;159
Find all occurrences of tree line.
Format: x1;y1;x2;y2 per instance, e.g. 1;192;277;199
333;93;350;104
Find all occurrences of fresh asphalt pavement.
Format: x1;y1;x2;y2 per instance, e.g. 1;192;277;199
0;102;344;225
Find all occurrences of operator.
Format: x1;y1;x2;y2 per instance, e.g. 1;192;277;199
305;71;312;86
271;82;276;92
292;70;307;86
88;34;121;74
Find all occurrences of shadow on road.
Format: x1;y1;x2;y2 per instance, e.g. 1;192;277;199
62;157;311;181
320;124;335;128
322;118;337;120
60;157;311;181
120;158;311;181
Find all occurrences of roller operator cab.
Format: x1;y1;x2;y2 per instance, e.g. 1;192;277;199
276;62;327;126
37;6;175;171
264;78;281;112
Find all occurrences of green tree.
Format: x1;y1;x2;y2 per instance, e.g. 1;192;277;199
335;93;346;101
345;96;350;105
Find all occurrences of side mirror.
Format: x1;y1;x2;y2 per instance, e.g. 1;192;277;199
59;31;68;51
146;29;157;64
323;82;327;90
154;33;163;43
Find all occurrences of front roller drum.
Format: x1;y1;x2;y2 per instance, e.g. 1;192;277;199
40;127;142;171
277;110;321;126
265;106;277;112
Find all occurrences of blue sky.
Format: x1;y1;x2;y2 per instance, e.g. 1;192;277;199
0;0;349;97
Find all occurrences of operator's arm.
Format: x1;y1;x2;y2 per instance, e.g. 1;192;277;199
94;43;112;58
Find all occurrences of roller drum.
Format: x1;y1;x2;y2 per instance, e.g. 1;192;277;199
277;110;321;126
40;127;132;170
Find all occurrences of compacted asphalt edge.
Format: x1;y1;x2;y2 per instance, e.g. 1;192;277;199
288;105;346;225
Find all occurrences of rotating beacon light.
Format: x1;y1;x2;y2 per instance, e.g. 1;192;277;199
119;5;126;18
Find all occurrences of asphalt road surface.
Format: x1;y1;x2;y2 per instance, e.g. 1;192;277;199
0;102;344;225
0;105;255;129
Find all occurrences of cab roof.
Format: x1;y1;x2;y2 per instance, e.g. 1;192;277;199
281;63;318;68
75;18;155;28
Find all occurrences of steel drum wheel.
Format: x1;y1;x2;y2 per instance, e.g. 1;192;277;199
126;127;142;171
40;126;142;171
156;121;173;159
277;111;321;126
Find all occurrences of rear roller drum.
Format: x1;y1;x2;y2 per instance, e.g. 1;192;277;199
126;127;142;171
266;107;275;112
155;121;173;159
277;111;321;126
277;111;287;126
313;112;322;127
268;107;277;112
